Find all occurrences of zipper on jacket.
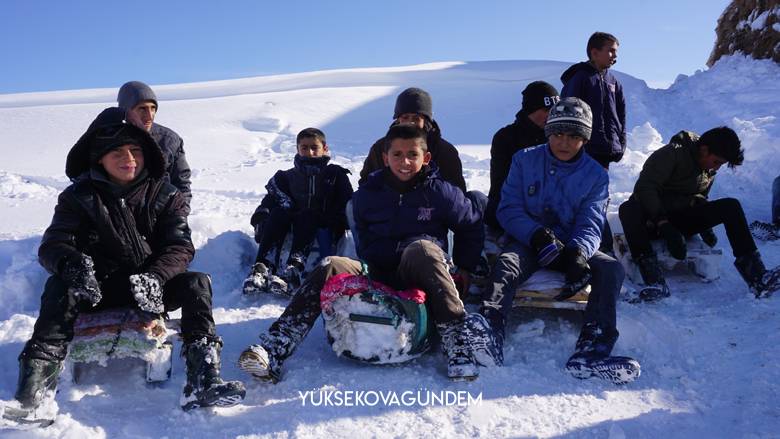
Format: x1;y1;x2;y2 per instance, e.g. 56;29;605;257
308;175;315;208
119;197;146;265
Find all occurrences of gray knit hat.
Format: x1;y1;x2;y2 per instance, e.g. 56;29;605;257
544;97;593;141
117;81;158;111
393;87;433;120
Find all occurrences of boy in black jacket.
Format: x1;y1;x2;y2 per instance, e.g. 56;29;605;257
4;121;244;425
243;128;353;295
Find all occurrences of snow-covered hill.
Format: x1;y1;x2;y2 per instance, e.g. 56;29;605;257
0;55;778;438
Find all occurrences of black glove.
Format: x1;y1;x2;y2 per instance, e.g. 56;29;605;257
129;272;164;314
700;228;717;248
530;228;564;267
659;222;687;260
61;254;102;306
250;208;270;243
554;246;591;301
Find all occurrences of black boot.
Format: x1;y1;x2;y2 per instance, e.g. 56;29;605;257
735;251;780;298
436;317;478;381
181;337;246;411
634;253;671;302
565;323;640;384
1;356;63;427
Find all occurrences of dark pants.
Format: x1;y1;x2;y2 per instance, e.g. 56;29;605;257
618;196;757;259
265;240;466;360
21;271;217;362
256;208;322;266
481;239;623;335
772;175;780;224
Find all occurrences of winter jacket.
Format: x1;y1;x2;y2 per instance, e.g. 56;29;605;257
498;144;608;259
250;154;353;233
631;131;715;223
352;164;483;275
561;62;626;163
486;109;547;231
358;119;467;193
79;107;192;208
42;123;194;286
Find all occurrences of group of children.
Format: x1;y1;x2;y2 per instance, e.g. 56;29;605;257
6;31;780;426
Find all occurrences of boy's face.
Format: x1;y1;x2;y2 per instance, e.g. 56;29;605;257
697;144;727;171
382;138;431;182
98;143;145;186
590;41;618;71
396;113;426;130
297;137;328;158
127;101;157;132
548;132;585;162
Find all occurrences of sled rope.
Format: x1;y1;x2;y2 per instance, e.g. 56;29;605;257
106;309;132;357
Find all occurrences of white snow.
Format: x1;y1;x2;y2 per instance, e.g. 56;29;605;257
0;55;779;437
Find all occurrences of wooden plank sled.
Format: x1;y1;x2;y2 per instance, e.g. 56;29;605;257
512;270;589;311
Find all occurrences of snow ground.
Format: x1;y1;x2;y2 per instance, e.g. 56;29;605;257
0;55;778;438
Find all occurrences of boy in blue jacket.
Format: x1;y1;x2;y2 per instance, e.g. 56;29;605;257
238;124;485;382
478;97;640;384
243;128;353;295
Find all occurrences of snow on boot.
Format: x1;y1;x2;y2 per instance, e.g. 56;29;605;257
735;251;780;298
242;262;270;295
564;323;640;385
437;318;479;381
466;313;503;367
266;274;289;297
749;220;780;242
181;337;246;411
283;254;306;294
632;253;671;303
1;357;62;428
237;344;282;384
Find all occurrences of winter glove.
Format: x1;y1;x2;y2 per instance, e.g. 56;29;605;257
554;247;591;301
129;272;164;314
530;227;564;267
659;221;687;260
250;207;270;243
61;254;102;307
700;228;717;248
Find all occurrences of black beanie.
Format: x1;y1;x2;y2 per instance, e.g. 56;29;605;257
117;81;158;111
522;81;560;113
88;125;144;164
393;87;433;120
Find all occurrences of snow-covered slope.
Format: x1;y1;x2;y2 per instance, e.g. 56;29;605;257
0;56;778;438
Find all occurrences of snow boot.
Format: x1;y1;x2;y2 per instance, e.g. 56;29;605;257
1;356;62;427
237;343;283;384
749;220;780;242
282;253;306;294
633;253;671;303
437;317;479;381
467;312;503;367
565;323;640;385
181;337;246;411
242;262;270;295
734;250;780;298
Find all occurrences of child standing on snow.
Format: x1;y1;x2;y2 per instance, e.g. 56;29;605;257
4;121;245;425
242;128;353;296
479;97;640;384
238;124;487;382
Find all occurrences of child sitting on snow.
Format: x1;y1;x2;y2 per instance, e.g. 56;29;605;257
238;124;488;382
242;128;353;295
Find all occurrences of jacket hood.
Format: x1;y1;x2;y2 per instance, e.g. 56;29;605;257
66;120;166;180
669;130;700;148
560;62;596;84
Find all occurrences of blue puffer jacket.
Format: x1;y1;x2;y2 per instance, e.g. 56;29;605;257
497;144;608;258
561;62;626;162
353;164;484;274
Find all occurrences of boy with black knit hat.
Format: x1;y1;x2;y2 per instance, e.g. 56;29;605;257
242;128;353;296
486;81;560;233
2;120;245;425
475;97;640;385
619;126;780;302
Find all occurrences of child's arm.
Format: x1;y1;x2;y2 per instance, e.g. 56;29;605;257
568;172;609;259
444;184;484;272
496;153;542;246
323;169;354;230
38;190;88;276
146;191;196;283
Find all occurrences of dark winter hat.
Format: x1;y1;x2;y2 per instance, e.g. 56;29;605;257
117;81;158;111
66;122;165;180
393;87;433;120
522;81;560;113
544;97;593;141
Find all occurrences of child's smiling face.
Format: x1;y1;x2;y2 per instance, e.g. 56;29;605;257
383;138;431;182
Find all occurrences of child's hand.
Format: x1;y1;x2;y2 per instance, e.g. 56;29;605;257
62;254;102;307
130;272;164;314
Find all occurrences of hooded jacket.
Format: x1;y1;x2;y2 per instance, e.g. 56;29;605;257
352;164;483;275
631;131;715;222
561;62;626;162
498;144;608;259
250;154;353;232
41;122;194;285
358;119;467;193
486;109;548;231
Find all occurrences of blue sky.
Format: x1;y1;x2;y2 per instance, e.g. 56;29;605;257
1;0;730;94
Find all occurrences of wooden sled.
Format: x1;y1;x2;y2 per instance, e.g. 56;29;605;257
67;308;174;384
512;270;590;311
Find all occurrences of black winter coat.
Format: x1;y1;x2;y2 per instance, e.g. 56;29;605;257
486;110;547;231
358;119;467;193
